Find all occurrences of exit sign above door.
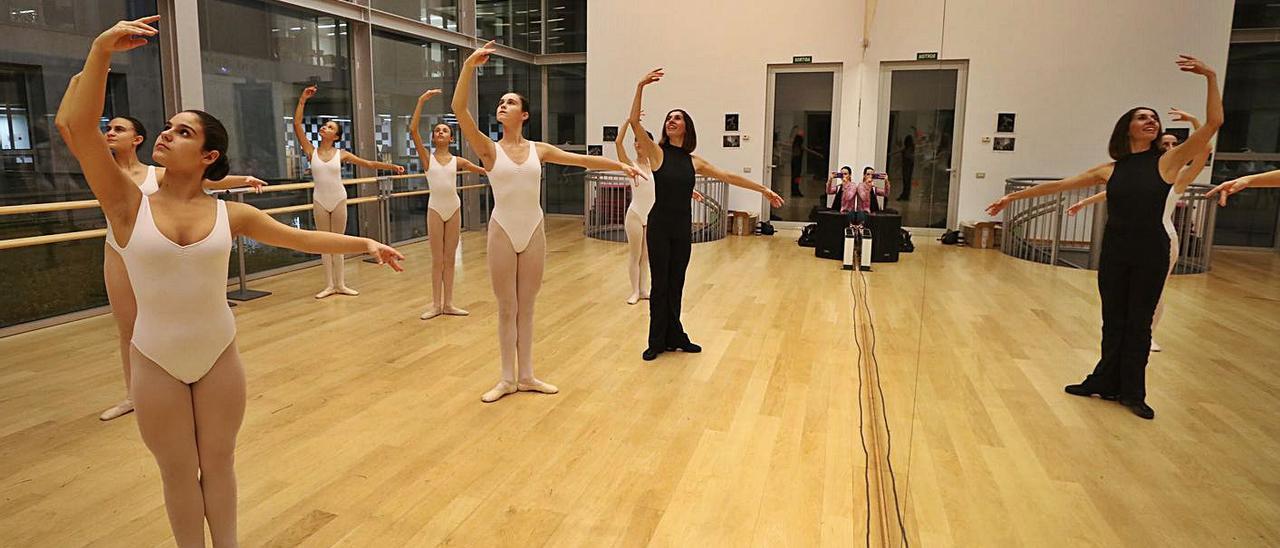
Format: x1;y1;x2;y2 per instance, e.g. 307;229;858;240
917;52;939;61
793;56;813;64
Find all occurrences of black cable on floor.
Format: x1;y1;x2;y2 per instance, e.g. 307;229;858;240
849;269;872;548
851;261;911;547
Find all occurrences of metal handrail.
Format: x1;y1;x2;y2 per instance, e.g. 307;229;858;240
1000;177;1218;274
582;172;729;243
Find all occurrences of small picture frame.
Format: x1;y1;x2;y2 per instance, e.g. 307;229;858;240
723;135;741;148
997;112;1016;133
603;125;619;142
724;113;740;132
587;144;603;156
1165;127;1190;143
993;137;1015;152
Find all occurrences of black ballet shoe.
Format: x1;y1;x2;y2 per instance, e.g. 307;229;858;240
1064;384;1118;400
666;342;702;353
1119;399;1155;420
642;348;662;361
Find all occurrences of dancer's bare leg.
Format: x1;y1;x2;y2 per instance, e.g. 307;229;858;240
482;224;520;403
329;202;357;296
192;344;246;547
101;246;136;420
441;213;468;316
421;209;446;320
313;203;337;299
625;211;644;304
131;348;205;547
513;225;555;395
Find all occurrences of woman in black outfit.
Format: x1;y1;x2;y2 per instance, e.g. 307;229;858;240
628;68;785;361
986;55;1221;420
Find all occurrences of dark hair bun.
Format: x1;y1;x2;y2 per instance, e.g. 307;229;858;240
204;154;230;181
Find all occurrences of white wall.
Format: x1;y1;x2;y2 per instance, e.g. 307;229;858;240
586;0;864;214
856;0;1236;225
586;0;1235;221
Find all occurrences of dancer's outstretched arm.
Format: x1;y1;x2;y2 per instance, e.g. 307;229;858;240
629;68;663;171
56;17;159;227
293;86;317;159
410;89;441;169
229;202;403;270
691;155;784;207
1161;55;1222;178
986;163;1114;216
341;150;404;174
537;143;645;179
1207;170;1280;205
204;175;268;192
453;41;498;167
1067;191;1107;217
614;119;632;167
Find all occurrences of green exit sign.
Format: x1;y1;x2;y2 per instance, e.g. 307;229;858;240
917;52;939;61
793;56;813;64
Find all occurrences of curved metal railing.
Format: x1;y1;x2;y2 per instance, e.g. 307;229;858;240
1000;177;1217;274
583;172;729;243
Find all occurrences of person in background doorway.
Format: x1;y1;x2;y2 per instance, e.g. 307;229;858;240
895;129;916;200
790;126;824;197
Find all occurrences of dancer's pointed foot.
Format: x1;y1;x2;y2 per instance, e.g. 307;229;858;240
336;286;359;296
420;306;443;320
481;381;518;403
99;399;134;421
443;305;470;316
1150;340;1162;352
517;378;559;395
315;287;337;299
626;292;641;305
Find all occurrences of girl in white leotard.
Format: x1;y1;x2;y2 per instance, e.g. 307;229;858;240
614;116;706;305
294;85;406;299
453;41;646;403
58;18;405;545
411;89;488;320
1067;111;1213;352
86;111;265;422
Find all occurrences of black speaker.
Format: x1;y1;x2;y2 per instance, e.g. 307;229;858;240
815;210;845;260
868;212;901;262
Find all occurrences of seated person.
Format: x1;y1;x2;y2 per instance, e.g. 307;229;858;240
840;166;890;226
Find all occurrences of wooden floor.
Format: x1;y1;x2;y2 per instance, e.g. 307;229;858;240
1;217;1278;547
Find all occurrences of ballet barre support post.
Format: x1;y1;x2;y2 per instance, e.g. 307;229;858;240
225;190;272;302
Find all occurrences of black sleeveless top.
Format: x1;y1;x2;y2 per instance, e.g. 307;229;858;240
1104;147;1171;238
651;143;696;224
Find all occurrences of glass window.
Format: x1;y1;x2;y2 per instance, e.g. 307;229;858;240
199;0;355;276
476;0;541;53
1217;43;1280;154
1210;160;1279;247
370;0;459;32
546;64;584;146
0;0;163;328
1233;0;1280;30
476;55;541;142
545;0;586;53
372;30;464;243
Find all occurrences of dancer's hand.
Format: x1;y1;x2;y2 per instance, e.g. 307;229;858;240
391;165;406;175
692;190;705;203
93;15;159;53
638;67;664;88
419;89;443;102
1176;54;1215;78
986;195;1010;216
466;40;497;67
367;240;405;272
1168;107;1198;125
1066;201;1086;217
1205;177;1252;206
300;85;318;101
622;163;646;180
246;176;268;193
764;189;784;208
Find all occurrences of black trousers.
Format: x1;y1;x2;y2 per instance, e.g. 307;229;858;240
1081;234;1170;401
898;160;914;199
647;220;693;350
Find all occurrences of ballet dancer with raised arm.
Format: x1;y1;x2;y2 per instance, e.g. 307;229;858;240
411;89;488;319
58;17;404;545
294;85;406;299
453;41;645;402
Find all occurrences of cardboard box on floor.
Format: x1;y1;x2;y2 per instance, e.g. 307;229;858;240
730;211;758;236
961;221;1001;249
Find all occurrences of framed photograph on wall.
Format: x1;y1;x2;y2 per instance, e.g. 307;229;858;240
993;137;1016;151
725;113;739;132
587;144;603;156
723;135;741;148
997;112;1016;133
1166;127;1190;143
603;125;618;142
